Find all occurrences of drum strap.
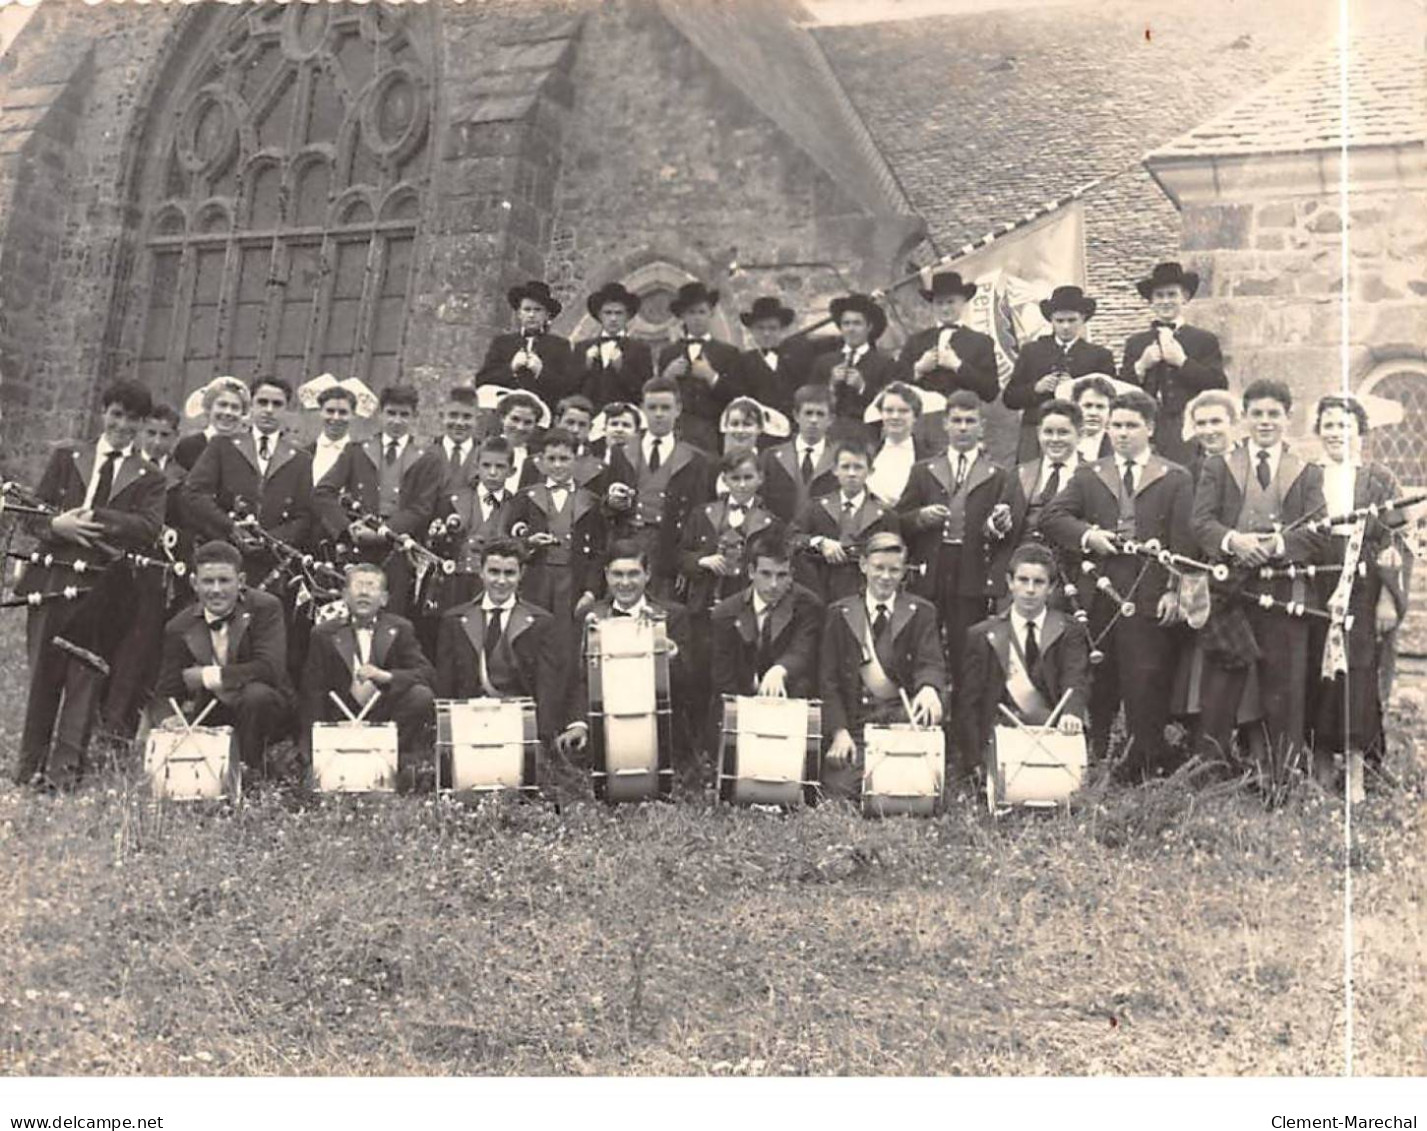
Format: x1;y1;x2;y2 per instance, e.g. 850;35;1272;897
858;617;900;702
1004;624;1052;725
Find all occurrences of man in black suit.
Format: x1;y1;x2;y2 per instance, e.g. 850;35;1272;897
1070;375;1117;464
1190;379;1328;770
1041;390;1196;778
301;563;436;790
574;282;654;410
605;375;714;598
554;538;696;793
960;542;1090;760
734;296;808;419
152;540;295;781
897;271;998;455
435;538;564;746
808;293;896;443
475;280;578;405
182;376;316;583
758;384;838;523
895;390;1006;697
1002;285;1116;462
820;531;946;795
657;281;743;454
15;380;167;788
1119;262;1228;465
710;531;822;704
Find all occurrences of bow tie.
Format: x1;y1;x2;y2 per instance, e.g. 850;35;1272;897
351;618;378;632
728;502;747;513
1151;320;1176;331
205;610;236;631
600;334;622;344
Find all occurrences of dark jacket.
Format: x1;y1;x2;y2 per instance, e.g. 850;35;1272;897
808;346;897;432
504;482;608;608
895;324;999;401
710;582;823;700
678;499;783;614
1119;323;1227;464
301;611;434;723
573;334;655;409
656;337;744;454
734;343;811;420
757;439;839;524
1002;335;1116;457
435;598;562;742
819;592;946;738
154;587;294;711
895;451;1006;601
181;432;315;551
606;439;714;580
476;330;579;405
789;492;900;604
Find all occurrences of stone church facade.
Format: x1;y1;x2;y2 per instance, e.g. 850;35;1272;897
0;0;1420;477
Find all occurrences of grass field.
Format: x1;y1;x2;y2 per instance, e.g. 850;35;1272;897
0;623;1423;1076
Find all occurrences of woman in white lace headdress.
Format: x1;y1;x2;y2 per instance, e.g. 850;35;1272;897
865;382;936;506
714;396;789;496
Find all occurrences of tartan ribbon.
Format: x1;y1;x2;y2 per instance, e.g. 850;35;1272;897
1321;517;1367;680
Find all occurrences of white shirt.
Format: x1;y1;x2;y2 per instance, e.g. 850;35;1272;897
354;624;374;666
842;343;869;366
482;594;516;618
380;433;410;461
1077;433;1106;462
1247;442;1283;486
837;490;867;516
1035;453;1078;497
869;436;917;505
1322;460;1357;526
611;597;649;619
252;427;278;473
597;335;626;365
642;432;674;467
478;595;516;689
936;324;961;352
725;497;752;528
946;446;980;486
442;436;471;466
83;439;130;509
546;480;571;511
311;434;349;486
752;591;772;632
199;608;234;691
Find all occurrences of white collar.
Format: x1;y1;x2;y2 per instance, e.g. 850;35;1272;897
203;607;235;628
481;595;516;614
443;436;470;456
1010;607;1048;637
545;479;573;492
612;597;648;618
726;495;754;510
382;433;409;450
203;425;218;440
316;434;349;451
843;342;869;361
881;434;916;451
1042;452;1077;472
253;427;279;449
947;447;979;467
1153;317;1185;330
864;591;896;620
751;591;772;617
684;332;712;343
96;437;131;461
1120;449;1151;470
838;489;867;511
643;432;674;457
799;437;825;456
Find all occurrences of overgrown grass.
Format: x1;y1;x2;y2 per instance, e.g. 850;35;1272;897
0;614;1421;1075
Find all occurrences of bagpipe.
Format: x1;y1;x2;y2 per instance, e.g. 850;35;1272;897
1286;492;1427;537
229;497;346;613
0;479;184;578
337;490;464;617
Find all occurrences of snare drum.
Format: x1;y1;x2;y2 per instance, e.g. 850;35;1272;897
718;695;820;807
311;721;399;793
861;724;944;817
988;726;1087;811
145;725;239;801
585;614;674;803
435;697;540;794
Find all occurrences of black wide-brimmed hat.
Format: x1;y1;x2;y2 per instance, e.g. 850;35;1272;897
828;293;887;342
670;281;721;317
740;295;796;328
919;270;977;303
586;282;642;321
1136;261;1199;301
507;280;562;318
1039;284;1098;321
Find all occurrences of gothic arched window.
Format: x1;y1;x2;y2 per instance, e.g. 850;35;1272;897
123;4;432;405
1361;360;1427;491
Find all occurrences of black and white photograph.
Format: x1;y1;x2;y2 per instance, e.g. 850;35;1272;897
0;0;1422;1118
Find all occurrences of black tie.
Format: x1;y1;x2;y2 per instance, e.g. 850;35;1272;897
648;438;662;472
484;608;504;661
91;450;121;508
450;442;466;468
258;434;271;462
1024;620;1040;672
872;603;891;646
756;609;774;674
385;439;399;466
954;453;967;490
1256;450;1272;490
1152;320;1173;332
612;606;631;617
800;447;815;483
1040;461;1063;503
484;493;501;510
1122;461;1135;498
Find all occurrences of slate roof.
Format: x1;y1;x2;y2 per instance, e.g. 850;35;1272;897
810;0;1344;344
1149;32;1425;160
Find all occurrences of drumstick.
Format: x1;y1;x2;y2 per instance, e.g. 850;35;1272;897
1044;689;1074;730
899;687;918;727
355;689;383;723
997;703;1032;731
328;689;357;722
191;697;219;729
168;697;189;730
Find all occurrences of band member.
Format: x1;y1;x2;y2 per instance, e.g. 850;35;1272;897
182;377;316;582
896;390;1006;695
896;271;998;454
553;538;694;776
1191;379;1327;774
1120;262;1227;465
657;281;742;454
15;380;166;788
554;394;607;491
300;563;436;790
102;402;188;739
960;542;1090;759
867;382;932;506
476;280;577;404
791;439;899;605
505;427;606;681
574;282;653;409
493;390;549;493
758;384;838;523
680;448;782;616
152;540;295;783
714;397;788;495
589;402;643;466
710;531;823;701
820;531;946;793
175;376;250;472
436;538;565;745
1041;390;1195;778
1002;285;1115;462
306;384;360;547
605;375;714;598
987;399;1085;585
808;293;894;442
734;296;807;419
1184;389;1240;483
1071;375;1116;463
1307;394;1409;793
